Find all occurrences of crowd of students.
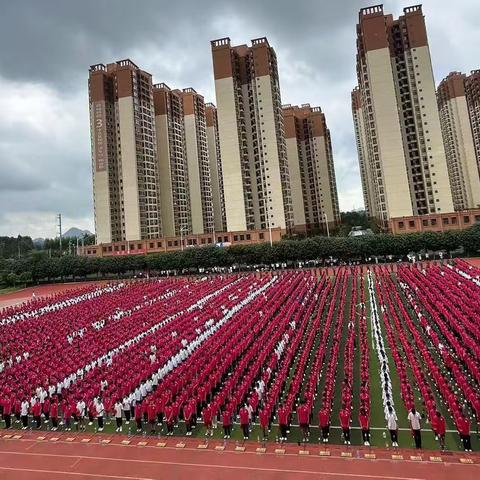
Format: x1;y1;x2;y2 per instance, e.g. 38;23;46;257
0;262;478;452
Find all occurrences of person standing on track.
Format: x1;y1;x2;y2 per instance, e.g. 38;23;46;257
339;405;351;445
359;408;370;446
297;401;310;442
318;407;330;443
76;397;86;432
277;404;289;442
20;397;29;429
114;400;123;432
386;407;399;447
457;414;472;452
32;400;42;429
408;407;422;449
239;403;250;440
432;411;446;451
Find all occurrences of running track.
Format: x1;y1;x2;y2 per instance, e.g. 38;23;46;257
0;431;478;480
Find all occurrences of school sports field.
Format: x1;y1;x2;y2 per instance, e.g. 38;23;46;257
0;259;479;479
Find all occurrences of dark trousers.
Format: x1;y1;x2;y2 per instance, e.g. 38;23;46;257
223;425;231;436
136;418;142;430
51;417;58;428
186;419;192;433
34;416;41;428
321;425;330;439
342;428;350;442
362;429;370;442
242;424;249;438
149;420;156;432
21;415;28;428
413;429;422;449
157;413;163;425
279;424;287;438
97;416;104;429
65;418;71;430
461;435;471;451
167;422;174;433
116;417;123;428
124;410;131;422
389;429;398;443
4;414;11;429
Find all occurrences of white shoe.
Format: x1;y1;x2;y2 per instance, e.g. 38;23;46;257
98;428;103;432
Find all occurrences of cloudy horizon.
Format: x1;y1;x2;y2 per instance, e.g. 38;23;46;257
0;0;478;238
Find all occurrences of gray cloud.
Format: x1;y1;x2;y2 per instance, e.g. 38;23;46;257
0;0;478;236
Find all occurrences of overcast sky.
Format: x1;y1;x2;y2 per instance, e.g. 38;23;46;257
0;0;478;238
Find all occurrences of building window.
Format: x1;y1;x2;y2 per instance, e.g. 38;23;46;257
464;216;470;223
431;219;437;226
408;220;415;228
157;241;162;247
451;217;457;224
442;218;449;225
149;242;154;248
233;235;239;241
259;233;264;240
398;221;405;229
167;241;172;247
475;215;480;223
246;234;251;240
137;244;142;249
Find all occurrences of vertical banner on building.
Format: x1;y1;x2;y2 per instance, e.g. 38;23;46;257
94;101;107;172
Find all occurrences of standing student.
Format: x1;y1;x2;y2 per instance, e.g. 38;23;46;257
359;408;370;446
318;407;330;443
64;402;72;431
457;415;472;452
114;400;123;432
239;404;250;440
339;405;351;445
50;398;59;431
164;404;174;436
202;404;213;437
297;402;310;441
32;400;42;429
95;398;105;431
277;404;288;441
386;407;399;447
2;396;12;429
20;398;29;429
76;398;86;431
222;408;232;439
135;402;143;433
184;402;194;436
147;401;157;434
408;407;422;449
432;411;446;451
122;397;131;424
259;408;269;441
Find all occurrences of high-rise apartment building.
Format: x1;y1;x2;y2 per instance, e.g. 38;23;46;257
181;88;215;234
351;88;376;218
89;60;161;243
211;37;294;232
437;72;480;210
205;103;227;232
283;104;340;233
354;5;453;224
152;83;191;237
465;70;480;176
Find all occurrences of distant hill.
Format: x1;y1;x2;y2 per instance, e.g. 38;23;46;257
33;238;45;247
63;228;93;239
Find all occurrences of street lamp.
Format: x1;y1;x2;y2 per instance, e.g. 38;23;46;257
323;213;330;238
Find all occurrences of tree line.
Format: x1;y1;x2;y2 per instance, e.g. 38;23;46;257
0;225;478;287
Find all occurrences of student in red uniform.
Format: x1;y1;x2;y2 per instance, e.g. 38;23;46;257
43;397;50;424
318;407;330;443
32;400;42;429
2;396;12;429
147;401;157;434
64;401;72;431
297;401;310;441
222;408;232;439
183;402;194;436
135;401;143;432
339;405;351;445
239;403;250;440
359;408;370;446
50;398;59;430
433;411;446;451
259;408;269;441
457;415;472;452
164;403;174;436
277;404;289;441
202;404;213;437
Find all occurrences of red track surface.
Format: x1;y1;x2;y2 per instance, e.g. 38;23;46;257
465;258;480;268
0;431;478;480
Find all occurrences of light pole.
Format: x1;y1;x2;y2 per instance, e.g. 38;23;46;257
323;213;330;238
